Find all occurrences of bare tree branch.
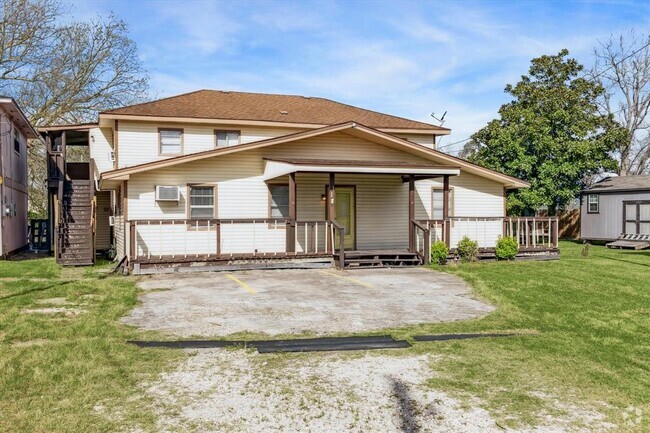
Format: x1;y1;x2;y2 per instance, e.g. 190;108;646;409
593;31;650;175
0;0;149;217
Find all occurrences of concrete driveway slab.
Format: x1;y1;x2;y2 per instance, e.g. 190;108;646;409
123;268;493;337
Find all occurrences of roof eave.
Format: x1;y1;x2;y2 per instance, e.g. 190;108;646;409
97;112;448;135
0;97;40;140
37;123;99;132
581;187;650;194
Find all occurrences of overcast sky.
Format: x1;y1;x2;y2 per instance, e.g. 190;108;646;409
72;0;649;153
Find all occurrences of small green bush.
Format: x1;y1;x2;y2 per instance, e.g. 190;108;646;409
457;236;479;262
495;236;518;260
430;241;449;265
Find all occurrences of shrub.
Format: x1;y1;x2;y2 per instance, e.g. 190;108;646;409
430;241;449;265
457;236;479;262
495;236;518;260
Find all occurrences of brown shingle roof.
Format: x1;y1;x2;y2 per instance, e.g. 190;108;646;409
583;175;650;193
101;89;447;132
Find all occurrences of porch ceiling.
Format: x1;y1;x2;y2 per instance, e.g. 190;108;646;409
262;158;461;181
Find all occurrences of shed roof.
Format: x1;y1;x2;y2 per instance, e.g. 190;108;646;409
583;175;650;193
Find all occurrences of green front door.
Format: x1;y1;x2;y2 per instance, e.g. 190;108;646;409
335;187;355;249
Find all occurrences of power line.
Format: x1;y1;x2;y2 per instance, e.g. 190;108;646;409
436;137;471;150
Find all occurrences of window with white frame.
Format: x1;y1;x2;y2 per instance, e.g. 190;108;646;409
159;129;183;154
431;187;454;219
189;186;215;219
588;194;599;213
269;185;289;218
216;130;240;148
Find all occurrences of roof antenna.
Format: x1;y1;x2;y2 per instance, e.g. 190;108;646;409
430;111;447;126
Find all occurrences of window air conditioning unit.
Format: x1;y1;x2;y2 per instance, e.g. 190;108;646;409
108;216;115;226
155;185;180;201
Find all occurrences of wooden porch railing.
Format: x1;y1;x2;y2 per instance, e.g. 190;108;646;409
129;218;338;262
417;216;559;258
127;216;558;265
330;220;345;268
503;216;559;249
412;220;430;265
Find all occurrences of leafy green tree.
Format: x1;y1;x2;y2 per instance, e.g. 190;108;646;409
465;49;626;215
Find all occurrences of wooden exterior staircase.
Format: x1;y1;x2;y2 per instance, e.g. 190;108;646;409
56;177;96;266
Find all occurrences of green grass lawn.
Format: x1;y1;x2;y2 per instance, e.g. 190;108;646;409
390;241;650;430
0;242;648;432
0;259;181;432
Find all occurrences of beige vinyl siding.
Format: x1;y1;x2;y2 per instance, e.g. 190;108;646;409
89;127;114;174
415;173;505;248
116;121;303;168
95;191;111;249
126;132;505;257
393;133;435;149
114;215;125;259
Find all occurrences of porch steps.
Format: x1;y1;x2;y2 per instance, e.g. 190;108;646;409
336;250;422;268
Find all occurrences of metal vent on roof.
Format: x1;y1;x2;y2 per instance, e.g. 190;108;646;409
280;110;288;115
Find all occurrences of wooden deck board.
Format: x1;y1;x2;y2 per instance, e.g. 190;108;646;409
606;240;650;250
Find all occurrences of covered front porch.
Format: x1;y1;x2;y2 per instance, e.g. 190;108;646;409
126;158;558;272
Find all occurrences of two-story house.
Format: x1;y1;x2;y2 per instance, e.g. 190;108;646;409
0;97;39;258
40;90;558;271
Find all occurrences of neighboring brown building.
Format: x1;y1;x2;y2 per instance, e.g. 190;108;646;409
0;97;39;257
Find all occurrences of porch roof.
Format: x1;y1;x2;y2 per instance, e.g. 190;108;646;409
262;158;461;180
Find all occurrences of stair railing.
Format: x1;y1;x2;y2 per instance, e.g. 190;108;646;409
89;158;96;263
411;220;431;265
56;179;64;260
330;220;345;268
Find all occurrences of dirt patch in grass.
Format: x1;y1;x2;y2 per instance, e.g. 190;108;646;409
10;339;52;348
22;307;85;316
35;297;74;306
137;349;612;433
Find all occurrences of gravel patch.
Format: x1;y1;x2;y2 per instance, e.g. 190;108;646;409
137;350;612;433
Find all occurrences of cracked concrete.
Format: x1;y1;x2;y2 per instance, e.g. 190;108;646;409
123;268;493;337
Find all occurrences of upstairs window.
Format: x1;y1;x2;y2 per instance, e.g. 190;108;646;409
588;194;599;213
159;129;183;155
269;184;289;218
13;129;20;155
189;186;215;219
216;130;240;148
431;187;454;220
